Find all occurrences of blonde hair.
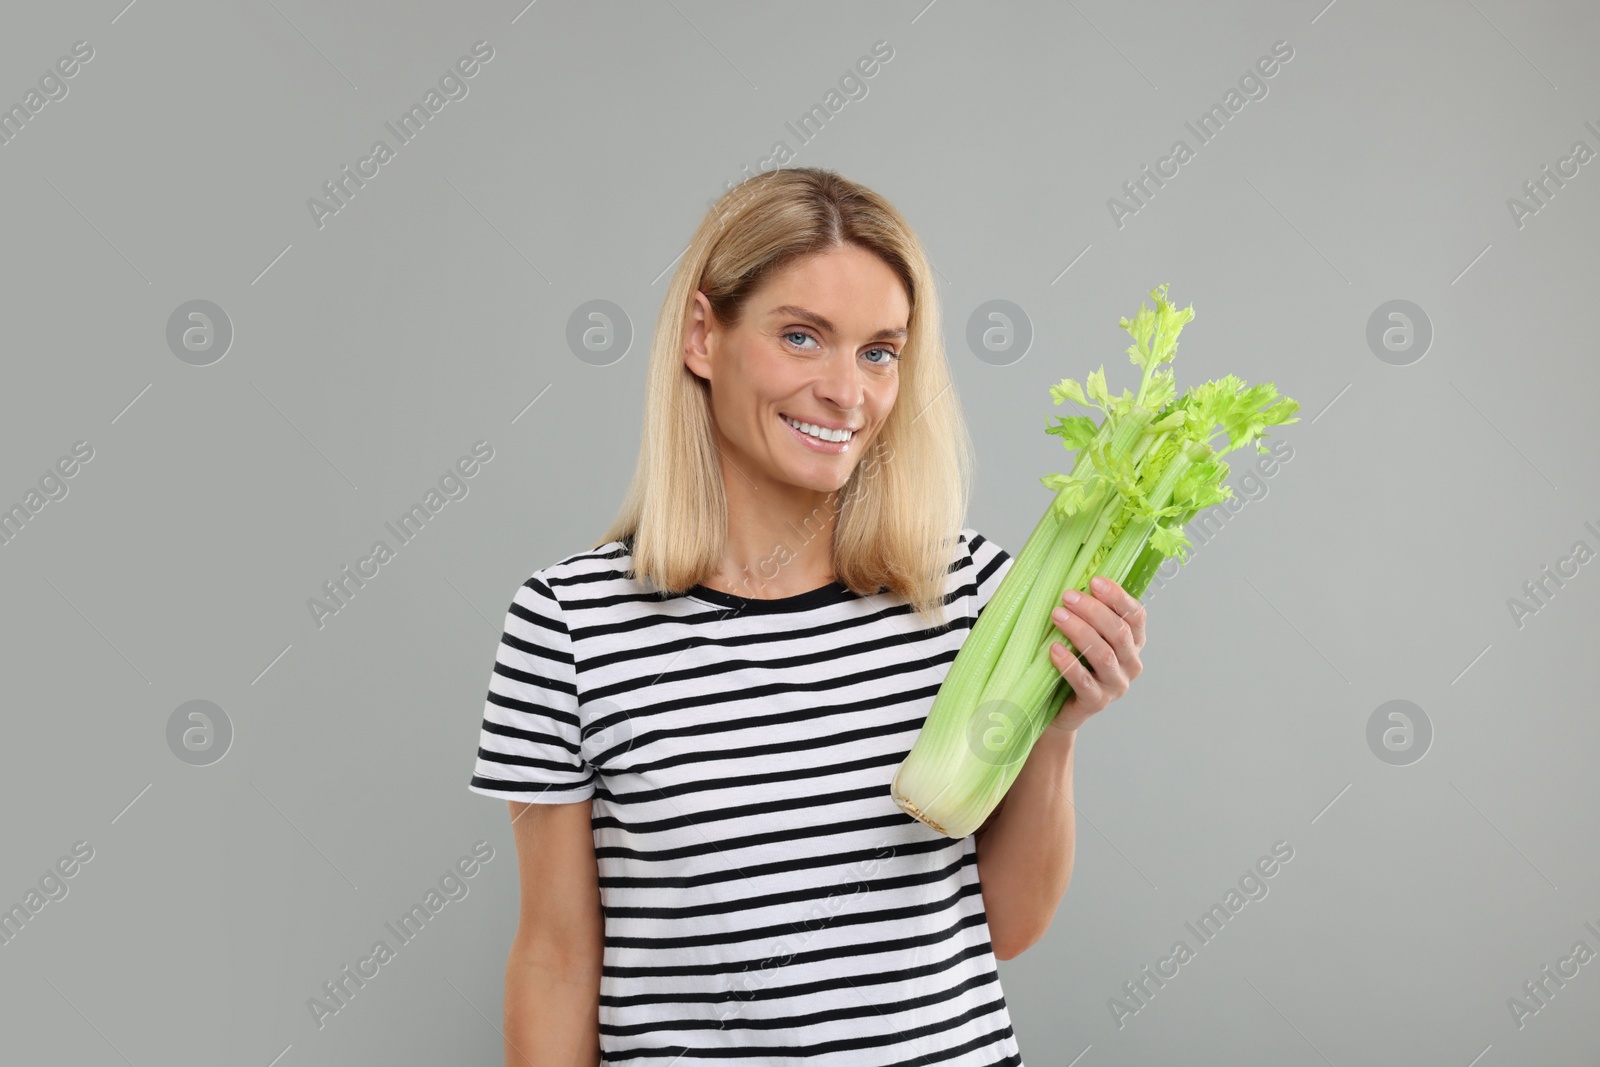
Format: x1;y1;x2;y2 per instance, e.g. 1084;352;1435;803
595;167;975;629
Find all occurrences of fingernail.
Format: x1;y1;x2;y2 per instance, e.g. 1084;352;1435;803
1063;590;1081;605
1052;606;1068;624
1091;577;1107;592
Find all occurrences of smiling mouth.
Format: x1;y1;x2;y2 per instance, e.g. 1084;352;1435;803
780;413;856;443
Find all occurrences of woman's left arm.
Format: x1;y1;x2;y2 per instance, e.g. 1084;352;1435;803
976;575;1148;961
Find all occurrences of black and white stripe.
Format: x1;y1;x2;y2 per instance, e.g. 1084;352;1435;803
470;528;1023;1065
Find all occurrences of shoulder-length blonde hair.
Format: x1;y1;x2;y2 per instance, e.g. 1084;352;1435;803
595;167;975;629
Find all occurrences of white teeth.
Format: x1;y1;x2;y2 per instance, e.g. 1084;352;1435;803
782;415;853;443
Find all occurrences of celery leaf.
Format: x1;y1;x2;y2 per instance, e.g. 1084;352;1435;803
1045;415;1099;449
1050;378;1087;406
1086;366;1110;407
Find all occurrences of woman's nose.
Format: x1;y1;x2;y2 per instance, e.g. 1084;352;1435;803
814;350;865;410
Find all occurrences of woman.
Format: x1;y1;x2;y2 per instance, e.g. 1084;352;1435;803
467;167;1147;1065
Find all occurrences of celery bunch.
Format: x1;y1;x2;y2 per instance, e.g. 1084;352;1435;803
891;284;1299;839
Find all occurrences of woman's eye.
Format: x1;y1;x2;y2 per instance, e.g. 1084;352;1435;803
782;331;898;366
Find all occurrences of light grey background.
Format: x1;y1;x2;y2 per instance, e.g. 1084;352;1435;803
2;0;1596;1064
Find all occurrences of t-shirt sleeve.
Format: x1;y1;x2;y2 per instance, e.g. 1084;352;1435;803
964;527;1013;624
467;570;597;803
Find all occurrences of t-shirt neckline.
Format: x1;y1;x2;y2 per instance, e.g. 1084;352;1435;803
619;534;870;614
684;579;855;614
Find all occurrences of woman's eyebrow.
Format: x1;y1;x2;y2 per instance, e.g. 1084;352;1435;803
768;304;908;342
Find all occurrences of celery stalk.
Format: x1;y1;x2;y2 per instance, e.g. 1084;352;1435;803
891;284;1300;838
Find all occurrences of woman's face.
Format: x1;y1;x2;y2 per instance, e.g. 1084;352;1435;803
685;244;908;495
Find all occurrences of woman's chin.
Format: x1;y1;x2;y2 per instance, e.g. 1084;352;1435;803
779;463;856;495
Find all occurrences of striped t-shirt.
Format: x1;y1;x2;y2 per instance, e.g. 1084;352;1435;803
468;528;1023;1065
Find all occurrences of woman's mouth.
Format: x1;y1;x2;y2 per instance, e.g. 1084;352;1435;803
780;413;855;454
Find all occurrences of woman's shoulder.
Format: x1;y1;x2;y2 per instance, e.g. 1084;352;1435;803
955;526;1013;621
521;537;637;602
956;525;1010;568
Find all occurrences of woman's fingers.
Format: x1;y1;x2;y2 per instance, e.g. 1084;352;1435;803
1053;589;1136;698
1050;638;1100;698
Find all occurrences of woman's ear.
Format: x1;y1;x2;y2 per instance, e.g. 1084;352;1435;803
683;290;716;383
